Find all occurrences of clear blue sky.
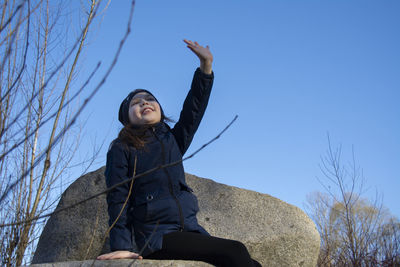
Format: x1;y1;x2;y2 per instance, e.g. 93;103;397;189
72;1;399;218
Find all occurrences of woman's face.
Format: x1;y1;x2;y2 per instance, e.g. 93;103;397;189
128;92;161;125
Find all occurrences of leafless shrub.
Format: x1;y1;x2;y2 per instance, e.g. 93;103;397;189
0;0;120;265
305;136;400;267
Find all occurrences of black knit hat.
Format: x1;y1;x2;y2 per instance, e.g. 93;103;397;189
118;89;164;126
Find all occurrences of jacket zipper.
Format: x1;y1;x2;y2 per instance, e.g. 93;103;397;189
152;127;185;231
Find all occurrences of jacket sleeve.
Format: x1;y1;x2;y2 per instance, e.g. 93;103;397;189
171;67;214;155
104;141;133;251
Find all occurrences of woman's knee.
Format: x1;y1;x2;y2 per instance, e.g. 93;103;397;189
222;240;249;255
217;240;256;266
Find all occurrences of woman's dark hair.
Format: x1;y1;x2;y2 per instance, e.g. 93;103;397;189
118;116;174;150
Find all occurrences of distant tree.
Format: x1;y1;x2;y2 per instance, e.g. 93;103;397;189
0;0;123;265
305;137;400;266
373;217;400;266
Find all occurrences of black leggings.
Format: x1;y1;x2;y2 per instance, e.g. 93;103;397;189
145;231;262;267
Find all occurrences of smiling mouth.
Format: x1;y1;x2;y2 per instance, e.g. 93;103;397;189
142;107;153;114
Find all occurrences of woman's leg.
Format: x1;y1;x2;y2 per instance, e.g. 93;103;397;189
145;231;261;267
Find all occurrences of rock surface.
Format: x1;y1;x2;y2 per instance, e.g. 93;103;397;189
32;167;320;266
29;259;213;266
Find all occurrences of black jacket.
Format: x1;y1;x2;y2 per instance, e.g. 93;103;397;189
105;68;214;256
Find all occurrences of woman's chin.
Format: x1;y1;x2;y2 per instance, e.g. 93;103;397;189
142;118;161;125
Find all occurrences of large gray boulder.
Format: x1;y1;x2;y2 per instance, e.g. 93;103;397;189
30;259;213;266
32;167;320;266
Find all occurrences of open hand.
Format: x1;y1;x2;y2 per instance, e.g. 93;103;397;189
97;250;143;260
184;39;213;74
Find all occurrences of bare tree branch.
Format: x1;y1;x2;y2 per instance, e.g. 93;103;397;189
306;134;400;266
0;114;238;228
0;0;135;204
0;0;102;141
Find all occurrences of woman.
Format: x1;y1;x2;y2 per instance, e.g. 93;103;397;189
97;40;261;267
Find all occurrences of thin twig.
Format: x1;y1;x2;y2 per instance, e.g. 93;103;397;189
0;0;135;204
0;2;23;33
0;0;102;136
0;0;31;113
0;62;101;149
0;0;25;81
131;220;160;266
89;155;137;267
0;115;238;227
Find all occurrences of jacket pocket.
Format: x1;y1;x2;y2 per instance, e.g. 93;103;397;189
179;188;199;216
146;197;179;223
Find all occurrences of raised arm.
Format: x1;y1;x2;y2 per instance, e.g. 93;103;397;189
171;40;214;155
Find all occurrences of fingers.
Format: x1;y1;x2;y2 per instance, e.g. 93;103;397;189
131;253;143;260
97;253;117;260
183;39;194;46
97;254;111;260
184;39;196;49
97;251;143;260
183;39;213;67
183;39;208;50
